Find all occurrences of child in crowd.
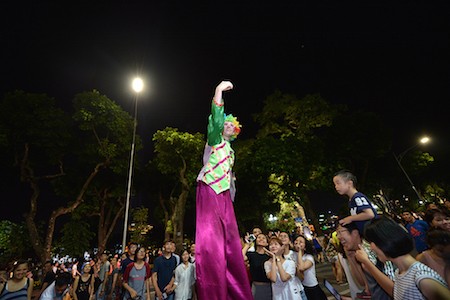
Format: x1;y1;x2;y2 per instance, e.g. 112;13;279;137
333;170;377;234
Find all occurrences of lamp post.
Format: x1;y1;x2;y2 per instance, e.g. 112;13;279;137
393;136;430;201
122;77;144;253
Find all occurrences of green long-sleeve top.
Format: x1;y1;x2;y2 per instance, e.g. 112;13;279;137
196;100;236;198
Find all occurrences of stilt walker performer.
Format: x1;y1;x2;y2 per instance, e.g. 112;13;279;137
195;81;253;300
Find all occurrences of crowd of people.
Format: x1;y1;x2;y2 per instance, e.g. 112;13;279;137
1;81;449;300
323;170;450;300
0;199;449;300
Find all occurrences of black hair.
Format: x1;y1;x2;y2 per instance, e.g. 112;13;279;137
293;235;315;255
335;218;359;235
163;239;174;245
333;170;357;186
55;272;72;287
364;216;413;258
424;208;449;226
426;228;450;248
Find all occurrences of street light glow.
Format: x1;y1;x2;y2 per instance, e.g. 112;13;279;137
420;136;430;144
132;77;144;93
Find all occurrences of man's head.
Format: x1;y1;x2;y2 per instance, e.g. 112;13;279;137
401;211;415;223
44;260;53;273
336;221;361;251
190;243;196;255
54;272;72;295
162;240;174;254
333;170;357;196
222;114;241;141
100;250;110;262
127;242;138;256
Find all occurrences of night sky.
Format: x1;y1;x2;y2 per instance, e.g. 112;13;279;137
2;1;450;218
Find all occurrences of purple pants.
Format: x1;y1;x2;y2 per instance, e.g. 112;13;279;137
195;182;253;300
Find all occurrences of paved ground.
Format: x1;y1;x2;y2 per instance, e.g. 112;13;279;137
315;261;350;299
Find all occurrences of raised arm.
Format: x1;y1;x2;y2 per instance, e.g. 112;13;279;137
207;81;233;146
26;278;34;300
296;250;313;272
213;81;233;106
264;249;278;283
242;233;251;261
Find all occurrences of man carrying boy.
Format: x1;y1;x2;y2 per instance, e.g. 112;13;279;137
333;170;377;234
333;170;378;299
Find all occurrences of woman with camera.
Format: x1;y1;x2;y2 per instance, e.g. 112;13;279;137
122;246;151;300
242;233;272;300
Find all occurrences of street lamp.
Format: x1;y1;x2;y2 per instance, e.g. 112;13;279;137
122;77;144;252
393;136;430;201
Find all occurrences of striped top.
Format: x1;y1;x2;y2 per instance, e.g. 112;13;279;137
393;261;448;300
0;279;29;300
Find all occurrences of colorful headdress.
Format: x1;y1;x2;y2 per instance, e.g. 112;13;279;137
224;114;242;141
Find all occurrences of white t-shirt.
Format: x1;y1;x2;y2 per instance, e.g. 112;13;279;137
299;254;318;287
40;282;69;300
173;263;196;300
264;259;303;300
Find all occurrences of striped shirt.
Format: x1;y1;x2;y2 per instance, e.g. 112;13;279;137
361;240;397;280
0;279;29;300
393;261;448;300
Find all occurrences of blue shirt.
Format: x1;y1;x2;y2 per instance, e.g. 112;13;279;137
152;255;177;291
349;192;377;234
405;219;429;253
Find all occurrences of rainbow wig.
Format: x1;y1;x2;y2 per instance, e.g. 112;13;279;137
224;114;242;141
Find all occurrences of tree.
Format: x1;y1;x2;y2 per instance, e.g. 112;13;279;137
246;92;339;233
129;207;152;246
151;127;204;249
0;91;71;262
0;90;140;262
57;217;93;258
0;220;31;266
70;90;141;253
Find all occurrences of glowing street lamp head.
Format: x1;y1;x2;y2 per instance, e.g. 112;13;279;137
132;78;144;93
420;136;430;144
